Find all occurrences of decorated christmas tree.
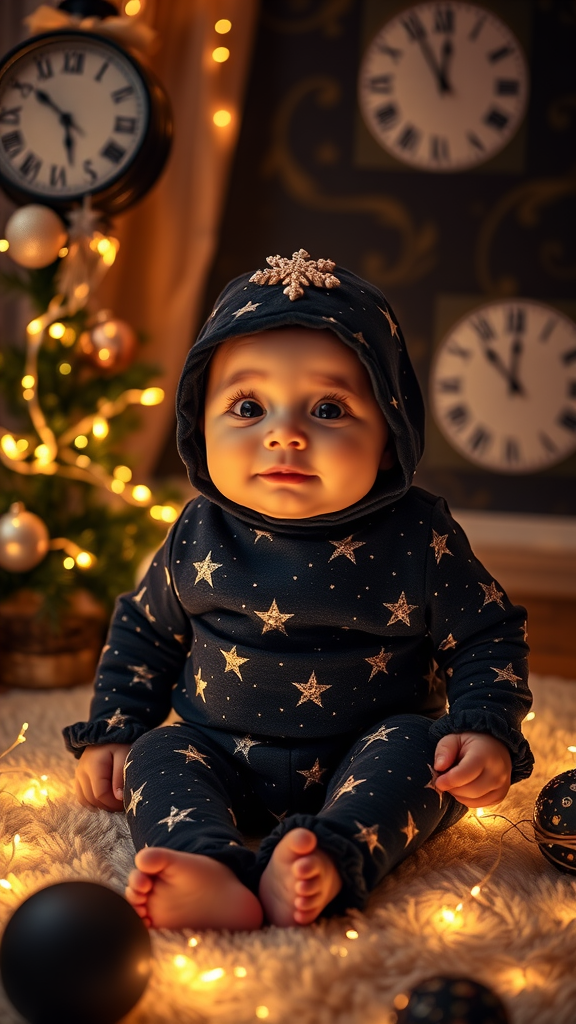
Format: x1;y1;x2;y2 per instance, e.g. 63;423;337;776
0;203;179;681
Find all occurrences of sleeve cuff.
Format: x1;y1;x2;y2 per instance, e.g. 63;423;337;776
62;720;149;759
428;711;534;784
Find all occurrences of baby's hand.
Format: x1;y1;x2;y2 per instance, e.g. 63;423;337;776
433;732;512;808
74;743;132;812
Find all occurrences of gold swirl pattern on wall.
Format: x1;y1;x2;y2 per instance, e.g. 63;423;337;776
476;174;576;295
262;0;353;37
262;76;438;287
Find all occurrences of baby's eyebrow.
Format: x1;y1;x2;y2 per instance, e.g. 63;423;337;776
219;370;358;394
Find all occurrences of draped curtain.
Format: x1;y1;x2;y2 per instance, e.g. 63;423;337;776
0;0;259;477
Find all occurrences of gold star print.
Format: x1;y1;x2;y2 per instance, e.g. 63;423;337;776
132;586;156;623
390;396;399;409
353;331;368;347
365;647;393;680
297;758;327;789
324;774;367;809
379;306;399;338
328;535;366;564
522;620;528;642
233;735;261;761
254;598;295;634
254;530;273;544
123;758;133;782
220;645;249;680
126;782;146;816
232;300;261;318
193;551;223;587
430;530;453;565
174;745;211;767
293;671;332;708
228;807;237;827
424;764;444;807
491;663;522;687
439;633;457;651
128;664;155;689
479;581;505;609
158;805;196;832
322;316;338;324
270;809;288;822
174;634;187;645
105;708;128;732
194;667;208;703
401;811;419;847
383;591;418;626
164;566;171;586
360;724;399;752
354;821;384;855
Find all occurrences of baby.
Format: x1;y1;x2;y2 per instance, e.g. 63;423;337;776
65;252;533;931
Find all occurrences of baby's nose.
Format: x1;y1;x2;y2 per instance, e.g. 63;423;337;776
264;420;307;449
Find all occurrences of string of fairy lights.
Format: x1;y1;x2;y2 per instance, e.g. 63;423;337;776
1;710;576;1014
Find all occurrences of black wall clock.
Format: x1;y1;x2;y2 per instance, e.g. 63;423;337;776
358;1;529;172
0;29;172;214
430;299;576;474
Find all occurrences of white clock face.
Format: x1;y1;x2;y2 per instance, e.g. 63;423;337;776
0;35;149;200
358;2;528;171
431;300;576;474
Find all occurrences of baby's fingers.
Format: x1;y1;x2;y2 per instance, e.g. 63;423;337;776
435;756;482;791
447;783;509;808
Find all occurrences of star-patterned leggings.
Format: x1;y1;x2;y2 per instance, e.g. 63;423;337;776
123;714;467;915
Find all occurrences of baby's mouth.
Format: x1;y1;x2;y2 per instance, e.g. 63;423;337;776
258;467;315;484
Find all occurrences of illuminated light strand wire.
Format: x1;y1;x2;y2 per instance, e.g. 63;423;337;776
467;811;576;900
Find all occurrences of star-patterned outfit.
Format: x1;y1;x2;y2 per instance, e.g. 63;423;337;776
64;258;533;915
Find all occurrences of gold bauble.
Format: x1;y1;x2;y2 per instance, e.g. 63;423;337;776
0;502;50;572
4;205;67;268
79;314;137;373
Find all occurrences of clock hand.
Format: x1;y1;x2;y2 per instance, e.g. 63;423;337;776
481;341;524;395
63;123;75;166
415;34;452;95
439;39;454;92
35;90;84;135
508;337;525;396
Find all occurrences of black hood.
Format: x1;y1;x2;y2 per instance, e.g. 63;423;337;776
176;251;425;534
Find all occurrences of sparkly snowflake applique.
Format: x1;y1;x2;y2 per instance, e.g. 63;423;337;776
249;249;341;301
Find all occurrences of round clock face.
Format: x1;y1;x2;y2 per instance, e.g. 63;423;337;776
430;300;576;474
0;33;149;203
358;2;528;172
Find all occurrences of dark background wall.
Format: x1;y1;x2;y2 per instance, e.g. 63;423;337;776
157;0;576;515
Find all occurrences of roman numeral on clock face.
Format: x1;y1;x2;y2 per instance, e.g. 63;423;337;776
100;140;126;164
50;164;66;187
506;308;525;333
63;52;85;74
436;377;461;393
484;107;509;131
19;152;41;181
1;130;24;156
114;116;137;134
111;85;134;104
35;57;53;80
433;6;454;33
468;426;492;454
401;11;426;41
0;107;21;125
368;75;393;93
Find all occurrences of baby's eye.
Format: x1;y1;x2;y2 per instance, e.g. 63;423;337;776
231;398;265;418
312;401;345;419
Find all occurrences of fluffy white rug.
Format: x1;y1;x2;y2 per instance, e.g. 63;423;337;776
1;675;575;1024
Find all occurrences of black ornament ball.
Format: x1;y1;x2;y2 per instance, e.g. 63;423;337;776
396;977;509;1024
0;881;152;1024
534;768;576;874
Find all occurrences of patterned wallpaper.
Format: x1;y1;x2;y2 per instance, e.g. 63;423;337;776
160;0;576;515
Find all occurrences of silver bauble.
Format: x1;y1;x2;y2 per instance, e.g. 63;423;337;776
0;503;50;572
4;205;67;268
79;315;137;372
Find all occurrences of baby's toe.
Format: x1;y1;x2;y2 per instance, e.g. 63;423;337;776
295;877;320;896
292;853;321;879
127;867;154;894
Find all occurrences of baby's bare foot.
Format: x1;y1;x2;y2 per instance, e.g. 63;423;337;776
258;827;342;926
125;847;263;931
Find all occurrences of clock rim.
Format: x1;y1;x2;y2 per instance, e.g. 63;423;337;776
0;29;172;214
357;0;530;174
429;297;576;475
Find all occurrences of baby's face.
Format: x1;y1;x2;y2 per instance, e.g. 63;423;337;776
202;327;392;519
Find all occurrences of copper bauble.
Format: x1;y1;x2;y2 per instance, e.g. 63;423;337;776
0;502;50;572
4;205;67;268
79;315;137;372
